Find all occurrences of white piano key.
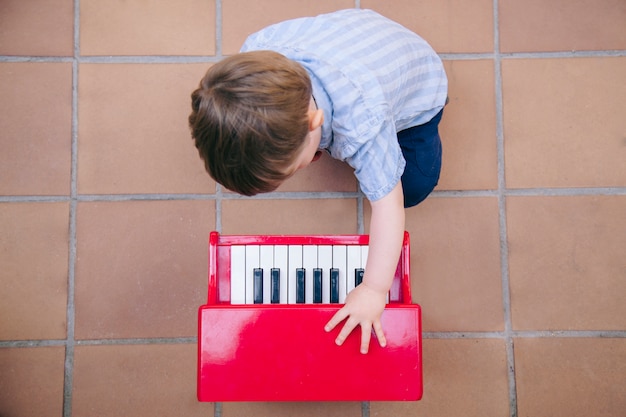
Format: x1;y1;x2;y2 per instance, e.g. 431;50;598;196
332;245;347;303
346;245;361;294
245;245;260;304
302;245;318;304
361;245;369;270
287;245;302;304
359;244;369;288
230;245;246;304
318;245;333;303
274;245;288;304
357;244;388;303
260;245;274;304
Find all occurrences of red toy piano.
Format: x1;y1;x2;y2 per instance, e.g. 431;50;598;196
197;232;422;401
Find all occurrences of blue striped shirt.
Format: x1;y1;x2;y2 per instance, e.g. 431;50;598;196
241;9;448;201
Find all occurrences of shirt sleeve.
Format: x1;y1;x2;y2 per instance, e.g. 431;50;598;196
339;116;406;202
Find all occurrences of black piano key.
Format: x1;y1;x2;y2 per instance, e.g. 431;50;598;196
355;268;364;286
313;268;322;303
253;268;263;304
296;268;305;304
330;268;339;303
270;268;280;304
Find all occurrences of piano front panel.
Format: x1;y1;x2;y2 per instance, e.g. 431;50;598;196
198;304;422;401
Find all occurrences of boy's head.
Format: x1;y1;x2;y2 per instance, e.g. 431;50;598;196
189;50;321;196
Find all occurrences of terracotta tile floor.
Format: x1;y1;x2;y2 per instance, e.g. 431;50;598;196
1;1;625;416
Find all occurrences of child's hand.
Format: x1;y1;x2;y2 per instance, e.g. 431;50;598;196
324;283;387;354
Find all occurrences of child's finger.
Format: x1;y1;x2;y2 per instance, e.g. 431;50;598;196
335;318;359;346
373;321;387;348
360;323;372;354
324;307;348;332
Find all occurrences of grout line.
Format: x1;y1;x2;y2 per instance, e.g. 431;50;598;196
440;53;495;61
3;188;611;202
70;56;224;64
504;187;626;196
2;187;625;204
215;0;223;58
424;331;505;339
512;330;626;338
4;50;625;64
64;198;77;417
0;56;74;63
0;340;68;348
62;2;80;416
215;184;223;232
357;193;364;234
2;330;624;348
361;400;369;417
500;50;626;58
75;193;218;201
440;49;626;61
493;1;518;416
75;337;196;345
212;191;363;200
426;330;626;339
0;196;73;202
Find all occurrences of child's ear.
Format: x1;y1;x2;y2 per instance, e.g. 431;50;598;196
308;108;324;132
312;150;323;162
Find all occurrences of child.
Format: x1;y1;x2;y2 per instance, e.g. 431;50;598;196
189;9;448;354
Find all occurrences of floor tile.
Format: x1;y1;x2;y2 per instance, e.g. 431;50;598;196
221;0;354;55
499;0;626;52
371;338;509;417
222;402;360;417
72;344;213;417
77;63;215;194
276;152;357;193
362;0;494;53
222;198;358;235
0;0;73;56
507;195;626;331
439;60;498;191
366;197;503;332
0;63;72;196
515;338;626;416
0;203;68;340
80;0;215;56
74;200;214;339
0;346;65;416
502;57;626;188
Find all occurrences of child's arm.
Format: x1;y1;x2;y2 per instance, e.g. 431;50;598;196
324;181;405;353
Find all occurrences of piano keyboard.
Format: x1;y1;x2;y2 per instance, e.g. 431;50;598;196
230;244;369;305
198;232;422;401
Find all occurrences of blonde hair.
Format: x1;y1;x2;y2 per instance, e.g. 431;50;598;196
189;51;312;195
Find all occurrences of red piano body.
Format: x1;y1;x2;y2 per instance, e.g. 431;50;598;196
197;232;422;401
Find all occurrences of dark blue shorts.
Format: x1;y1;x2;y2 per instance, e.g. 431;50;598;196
397;108;443;208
